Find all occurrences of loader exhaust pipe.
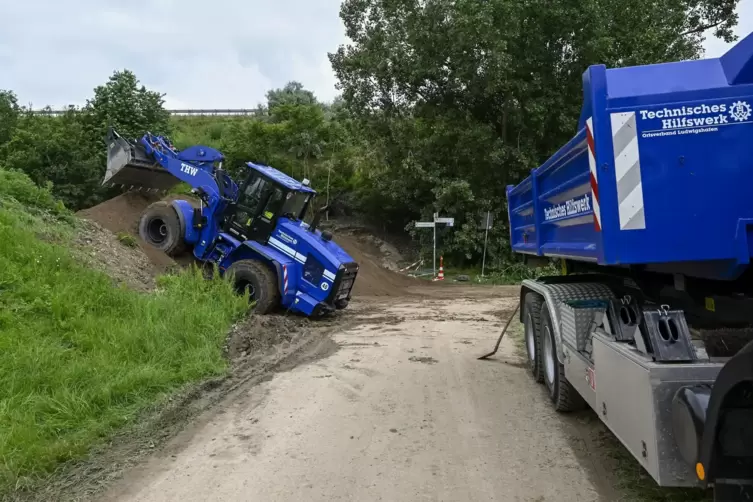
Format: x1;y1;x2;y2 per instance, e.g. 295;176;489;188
103;128;179;191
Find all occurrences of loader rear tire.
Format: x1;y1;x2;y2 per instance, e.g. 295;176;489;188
540;304;586;412
138;201;186;257
226;259;280;314
524;292;545;383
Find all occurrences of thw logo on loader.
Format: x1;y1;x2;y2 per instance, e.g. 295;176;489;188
180;163;199;176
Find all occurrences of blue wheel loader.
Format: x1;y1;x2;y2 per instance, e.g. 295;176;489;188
103;128;359;317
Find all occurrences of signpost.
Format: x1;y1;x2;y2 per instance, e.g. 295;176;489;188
481;211;493;277
414;213;455;277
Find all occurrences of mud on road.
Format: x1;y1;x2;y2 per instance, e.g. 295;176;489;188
86;285;638;502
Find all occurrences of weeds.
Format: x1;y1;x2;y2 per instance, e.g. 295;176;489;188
0;168;248;493
116;231;138;248
442;261;559;285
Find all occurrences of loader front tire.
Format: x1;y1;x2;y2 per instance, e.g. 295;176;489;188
540;304;586;412
226;259;280;314
139;201;186;256
523;292;544;383
335;299;349;310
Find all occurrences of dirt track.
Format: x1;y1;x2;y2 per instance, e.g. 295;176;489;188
70;194;632;502
98;286;623;502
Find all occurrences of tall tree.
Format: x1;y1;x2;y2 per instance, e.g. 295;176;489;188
266;81;318;112
0;70;171;210
81;69;171;158
0;90;20;149
329;0;741;265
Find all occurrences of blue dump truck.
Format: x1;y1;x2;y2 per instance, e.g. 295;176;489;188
507;31;753;500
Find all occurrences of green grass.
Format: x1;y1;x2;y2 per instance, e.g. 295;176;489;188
441;262;559;285
0;168;248;492
598;422;711;501
116;231;137;248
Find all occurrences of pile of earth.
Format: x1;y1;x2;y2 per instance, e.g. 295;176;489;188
77;191;197;273
332;232;420;297
72;218;157;291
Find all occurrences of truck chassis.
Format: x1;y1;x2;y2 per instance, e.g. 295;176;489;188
519;273;753;501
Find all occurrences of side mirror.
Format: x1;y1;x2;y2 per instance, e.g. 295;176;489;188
308;204;329;234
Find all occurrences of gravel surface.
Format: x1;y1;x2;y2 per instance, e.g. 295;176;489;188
99;288;622;502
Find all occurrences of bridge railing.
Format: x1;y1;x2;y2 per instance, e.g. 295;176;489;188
29;108;264;117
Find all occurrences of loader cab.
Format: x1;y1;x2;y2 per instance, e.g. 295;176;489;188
224;162;315;244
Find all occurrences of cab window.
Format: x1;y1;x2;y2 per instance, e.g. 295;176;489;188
242;176;269;214
260;188;284;221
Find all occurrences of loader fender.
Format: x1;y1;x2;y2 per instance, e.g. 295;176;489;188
171;199;201;245
221;242;295;300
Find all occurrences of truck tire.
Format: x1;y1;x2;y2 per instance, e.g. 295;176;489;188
138;201;187;256
540;304;586;412
225;259;280;314
523;292;545;383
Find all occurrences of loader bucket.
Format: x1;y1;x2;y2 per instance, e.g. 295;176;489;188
103;129;179;191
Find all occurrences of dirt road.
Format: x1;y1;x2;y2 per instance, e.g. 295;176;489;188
100;287;616;502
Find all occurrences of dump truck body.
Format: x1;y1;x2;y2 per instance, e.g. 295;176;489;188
507;32;753;501
508;32;753;280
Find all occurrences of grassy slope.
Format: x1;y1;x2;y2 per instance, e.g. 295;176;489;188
0;168;247;492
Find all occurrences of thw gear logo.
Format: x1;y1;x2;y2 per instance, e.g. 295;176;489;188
729;101;752;122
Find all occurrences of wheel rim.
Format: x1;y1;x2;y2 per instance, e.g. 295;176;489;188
235;279;256;301
147;218;168;244
543;325;556;385
525;314;536;362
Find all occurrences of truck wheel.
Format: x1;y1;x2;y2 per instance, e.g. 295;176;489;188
138;201;186;256
523;292;544;383
540;304;586;412
225;259;280;314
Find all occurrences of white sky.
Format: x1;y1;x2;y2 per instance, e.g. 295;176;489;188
0;0;751;109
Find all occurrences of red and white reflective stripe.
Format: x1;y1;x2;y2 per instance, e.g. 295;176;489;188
610;111;645;230
283;265;288;296
585;117;601;231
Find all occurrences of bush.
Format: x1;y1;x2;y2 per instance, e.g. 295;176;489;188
0;168;67;216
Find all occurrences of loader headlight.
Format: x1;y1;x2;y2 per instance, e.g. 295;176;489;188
303;255;324;284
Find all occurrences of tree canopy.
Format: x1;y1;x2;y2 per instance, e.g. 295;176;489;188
0;0;742;268
329;0;741;263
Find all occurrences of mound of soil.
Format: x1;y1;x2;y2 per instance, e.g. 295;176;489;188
226;314;311;360
334;232;419;297
77;191;188;273
73;219;156;291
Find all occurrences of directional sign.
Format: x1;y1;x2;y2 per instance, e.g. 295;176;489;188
417;214;455;277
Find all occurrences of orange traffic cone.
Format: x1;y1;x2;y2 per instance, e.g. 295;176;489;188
434;256;445;281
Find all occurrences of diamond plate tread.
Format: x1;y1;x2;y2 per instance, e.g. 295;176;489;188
522;280;615;363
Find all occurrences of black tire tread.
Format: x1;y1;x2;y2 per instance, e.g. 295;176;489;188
335;299;349;310
540;304;586;413
138;201;187;257
524;292;545;383
226;259;280;314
